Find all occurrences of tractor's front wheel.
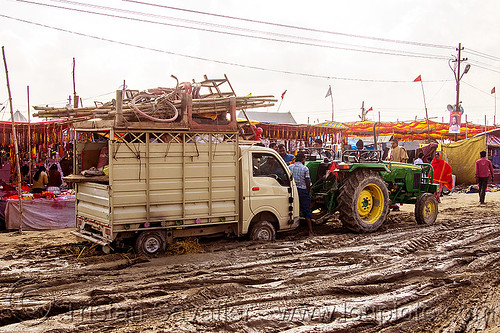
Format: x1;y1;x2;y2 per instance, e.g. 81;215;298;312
338;170;389;232
415;193;438;224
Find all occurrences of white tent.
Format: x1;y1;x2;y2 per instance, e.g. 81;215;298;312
9;110;28;122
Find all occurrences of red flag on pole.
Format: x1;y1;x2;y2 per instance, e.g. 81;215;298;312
325;86;332;98
413;75;422;82
281;90;287;99
367;107;373;111
492;87;496;94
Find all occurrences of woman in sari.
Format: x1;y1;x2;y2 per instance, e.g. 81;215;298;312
431;152;453;202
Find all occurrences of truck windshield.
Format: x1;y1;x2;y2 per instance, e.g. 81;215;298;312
252;153;290;187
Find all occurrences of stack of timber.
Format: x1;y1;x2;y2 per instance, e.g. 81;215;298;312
33;95;276;120
33;75;277;126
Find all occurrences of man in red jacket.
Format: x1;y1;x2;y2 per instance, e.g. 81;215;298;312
475;151;495;205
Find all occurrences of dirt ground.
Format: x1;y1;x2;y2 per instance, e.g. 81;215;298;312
1;190;500;332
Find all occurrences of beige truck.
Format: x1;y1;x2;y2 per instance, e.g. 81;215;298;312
70;128;300;255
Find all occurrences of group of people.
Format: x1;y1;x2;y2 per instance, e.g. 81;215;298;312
268;137;495;236
385;138;495;204
269;138;331;165
32;164;63;195
386;139;452;202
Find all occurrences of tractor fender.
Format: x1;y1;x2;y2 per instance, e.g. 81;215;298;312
343;164;390;174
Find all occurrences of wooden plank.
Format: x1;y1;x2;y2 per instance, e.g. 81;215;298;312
64;174;109;183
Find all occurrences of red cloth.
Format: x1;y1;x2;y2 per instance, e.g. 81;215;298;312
431;157;453;190
475;158;494;179
328;161;339;180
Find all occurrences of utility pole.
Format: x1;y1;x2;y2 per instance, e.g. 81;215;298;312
359;101;373;121
72;57;78;108
452;43;468;141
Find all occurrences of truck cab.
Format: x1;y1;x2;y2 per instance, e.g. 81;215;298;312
240;145;300;238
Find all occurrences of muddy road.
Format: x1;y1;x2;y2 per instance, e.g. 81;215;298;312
1;192;500;332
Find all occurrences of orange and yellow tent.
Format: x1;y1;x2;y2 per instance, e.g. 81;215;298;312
342;120;493;141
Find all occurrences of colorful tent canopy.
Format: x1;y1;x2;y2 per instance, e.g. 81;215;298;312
315;121;349;130
340;120;496;141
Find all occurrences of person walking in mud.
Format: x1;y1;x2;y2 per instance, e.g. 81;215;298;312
475;150;495;205
289;152;314;237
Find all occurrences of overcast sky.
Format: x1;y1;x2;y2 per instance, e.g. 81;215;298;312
1;0;499;126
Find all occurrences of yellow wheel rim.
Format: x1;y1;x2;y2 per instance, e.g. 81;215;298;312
423;200;435;220
356;184;384;224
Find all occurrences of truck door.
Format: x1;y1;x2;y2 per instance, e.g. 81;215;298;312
249;152;294;225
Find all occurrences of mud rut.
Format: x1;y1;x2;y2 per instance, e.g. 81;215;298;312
1;209;500;332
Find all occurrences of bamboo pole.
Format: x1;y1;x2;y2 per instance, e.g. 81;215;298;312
116;89;125;126
32;95;278;122
27;86;32;185
2;46;24;233
72;57;78;108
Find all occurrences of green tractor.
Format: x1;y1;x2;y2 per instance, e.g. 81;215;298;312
306;149;439;232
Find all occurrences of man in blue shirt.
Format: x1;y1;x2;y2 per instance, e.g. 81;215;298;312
278;144;295;165
289;152;314;236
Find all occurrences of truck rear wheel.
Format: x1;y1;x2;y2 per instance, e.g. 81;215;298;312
135;230;167;256
415;193;438;224
338;170;389;232
249;220;276;241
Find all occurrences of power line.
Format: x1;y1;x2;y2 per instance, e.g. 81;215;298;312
44;0;448;59
468;62;500;75
467;59;500;71
0;14;452;83
464;48;500;62
462;80;499;100
81;90;115;101
123;0;455;50
14;0;450;60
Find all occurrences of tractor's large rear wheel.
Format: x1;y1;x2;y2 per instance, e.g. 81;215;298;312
338;170;389;232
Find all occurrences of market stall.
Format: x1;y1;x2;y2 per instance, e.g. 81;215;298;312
3;196;75;230
0;119;73;183
250;121;348;155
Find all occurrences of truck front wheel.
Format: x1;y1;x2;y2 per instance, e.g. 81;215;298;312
415;193;438;224
338;170;389;232
249;220;276;241
135;230;167;256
